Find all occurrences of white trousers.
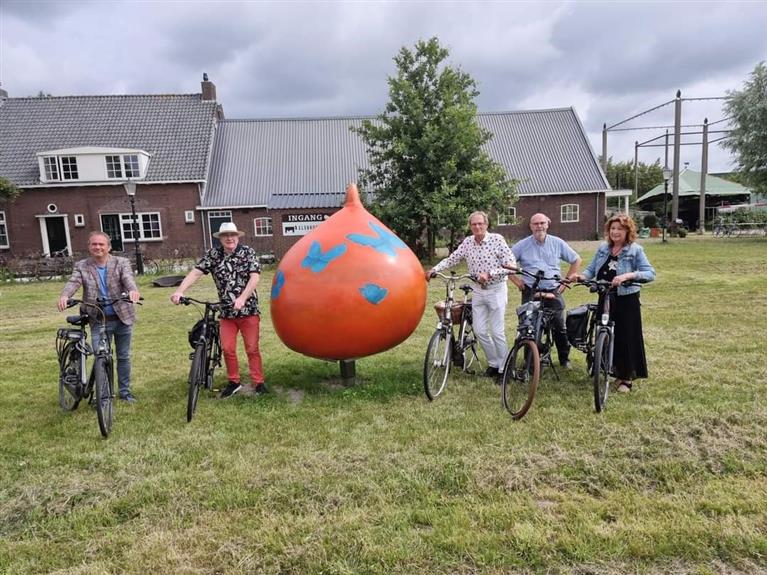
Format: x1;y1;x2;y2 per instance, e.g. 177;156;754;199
471;282;508;371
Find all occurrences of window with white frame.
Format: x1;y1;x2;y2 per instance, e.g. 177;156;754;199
0;211;8;248
561;204;579;223
60;156;79;180
123;155;139;178
254;217;273;236
184;210;195;223
497;206;517;226
105;154;141;179
208;210;232;242
120;212;162;240
74;214;85;227
43;157;60;180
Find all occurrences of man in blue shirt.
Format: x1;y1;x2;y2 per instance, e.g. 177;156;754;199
511;213;581;368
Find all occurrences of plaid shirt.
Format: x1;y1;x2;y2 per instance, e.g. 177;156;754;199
195;244;262;319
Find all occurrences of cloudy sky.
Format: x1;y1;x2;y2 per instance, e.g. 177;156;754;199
2;0;766;174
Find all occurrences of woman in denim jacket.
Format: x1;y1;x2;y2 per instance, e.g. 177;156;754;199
577;214;655;393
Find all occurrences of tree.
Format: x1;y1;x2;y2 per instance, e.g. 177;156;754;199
355;37;516;258
722;61;767;194
0;177;20;201
602;156;663;200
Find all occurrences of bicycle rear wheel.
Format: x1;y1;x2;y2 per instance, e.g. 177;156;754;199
94;357;114;437
457;319;480;373
424;329;452;400
59;344;82;411
593;331;612;413
501;339;540;420
187;342;207;421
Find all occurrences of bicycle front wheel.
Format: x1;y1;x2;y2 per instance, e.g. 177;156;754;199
59;344;82;411
187;342;207;422
424;329;453;401
593;330;612;413
94;358;114;437
501;339;540;420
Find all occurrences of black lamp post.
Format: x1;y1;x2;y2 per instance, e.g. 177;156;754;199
662;166;672;243
123;180;144;274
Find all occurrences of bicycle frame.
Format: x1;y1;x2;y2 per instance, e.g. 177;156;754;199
423;271;478;400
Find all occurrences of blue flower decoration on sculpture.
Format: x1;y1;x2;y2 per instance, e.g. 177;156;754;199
271;270;285;299
359;283;388;305
347;222;407;257
301;241;347;273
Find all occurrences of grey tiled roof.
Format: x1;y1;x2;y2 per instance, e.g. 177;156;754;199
205;117;370;208
203;108;609;210
0;94;219;186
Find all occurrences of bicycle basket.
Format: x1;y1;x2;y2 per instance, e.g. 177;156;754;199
434;300;464;323
188;319;205;348
566;305;590;346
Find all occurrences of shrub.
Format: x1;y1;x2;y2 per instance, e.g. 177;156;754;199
643;213;659;228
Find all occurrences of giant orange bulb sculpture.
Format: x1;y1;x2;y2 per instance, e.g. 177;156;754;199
271;183;426;361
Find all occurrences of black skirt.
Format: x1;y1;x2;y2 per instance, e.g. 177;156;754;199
610;291;648;380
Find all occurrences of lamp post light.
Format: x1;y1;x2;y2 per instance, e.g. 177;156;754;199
123;180;144;274
662;166;672;244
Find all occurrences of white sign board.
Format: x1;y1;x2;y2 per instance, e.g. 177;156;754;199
282;213;330;236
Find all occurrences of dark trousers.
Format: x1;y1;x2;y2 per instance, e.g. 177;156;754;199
521;287;570;364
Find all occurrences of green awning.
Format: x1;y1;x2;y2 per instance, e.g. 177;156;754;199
636;169;751;203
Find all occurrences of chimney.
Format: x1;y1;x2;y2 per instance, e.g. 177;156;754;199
0;85;8;106
201;73;216;101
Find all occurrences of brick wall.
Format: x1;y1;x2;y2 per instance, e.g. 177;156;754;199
496;193;605;242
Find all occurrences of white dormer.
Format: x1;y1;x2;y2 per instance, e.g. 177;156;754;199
37;147;151;184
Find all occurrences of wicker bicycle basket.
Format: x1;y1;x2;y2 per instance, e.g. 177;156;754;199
434;300;465;323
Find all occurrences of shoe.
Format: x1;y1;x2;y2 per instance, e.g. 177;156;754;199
560;360;572;370
119;394;137;403
220;381;242;399
484;366;499;378
255;383;269;395
494;372;503;386
617;381;633;393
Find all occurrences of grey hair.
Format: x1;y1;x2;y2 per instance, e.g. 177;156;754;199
468;211;489;226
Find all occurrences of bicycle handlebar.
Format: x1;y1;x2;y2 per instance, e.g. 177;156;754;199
65;293;142;322
178;296;229;309
573;279;639;293
430;271;478;283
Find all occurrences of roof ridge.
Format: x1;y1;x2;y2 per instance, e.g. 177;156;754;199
5;93;204;101
220;108;574;124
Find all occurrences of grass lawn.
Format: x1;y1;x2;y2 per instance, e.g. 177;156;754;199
0;236;765;574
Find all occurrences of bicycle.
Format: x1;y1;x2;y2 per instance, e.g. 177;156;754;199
423;271;481;400
568;279;637;413
56;294;140;437
500;269;565;420
177;296;225;421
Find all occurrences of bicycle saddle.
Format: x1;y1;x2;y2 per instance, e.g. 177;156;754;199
66;315;88;326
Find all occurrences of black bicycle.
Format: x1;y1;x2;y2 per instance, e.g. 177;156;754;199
568;279;636;413
424;271;481;400
178;297;224;421
500;269;565;420
56;294;139;437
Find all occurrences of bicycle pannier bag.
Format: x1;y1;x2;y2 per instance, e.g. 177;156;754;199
188;319;205;348
566;305;590;346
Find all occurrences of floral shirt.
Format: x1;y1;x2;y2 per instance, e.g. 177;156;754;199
432;232;516;287
195;244;261;319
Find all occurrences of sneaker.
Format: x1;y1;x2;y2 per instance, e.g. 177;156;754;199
119;393;138;403
484;366;499;378
559;360;572;369
616;381;633;393
255;383;269;395
220;382;242;399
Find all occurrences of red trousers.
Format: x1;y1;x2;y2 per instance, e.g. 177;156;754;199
219;315;264;384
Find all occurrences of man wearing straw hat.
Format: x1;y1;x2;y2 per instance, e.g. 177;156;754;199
171;222;267;398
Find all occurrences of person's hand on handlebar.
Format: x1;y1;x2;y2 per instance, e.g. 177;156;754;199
57;295;70;312
424;269;435;282
170;291;185;305
611;273;635;288
128;290;141;304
